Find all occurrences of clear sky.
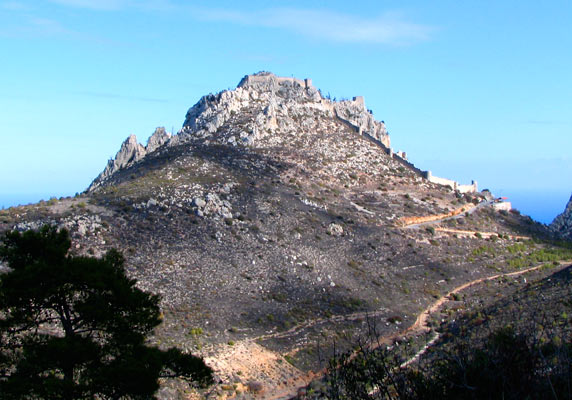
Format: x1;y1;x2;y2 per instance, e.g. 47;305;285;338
1;0;571;223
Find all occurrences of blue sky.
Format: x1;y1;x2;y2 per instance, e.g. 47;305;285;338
1;0;571;223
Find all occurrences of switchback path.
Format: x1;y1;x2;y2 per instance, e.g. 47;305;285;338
397;261;570;369
261;262;569;400
204;263;569;399
408;263;551;336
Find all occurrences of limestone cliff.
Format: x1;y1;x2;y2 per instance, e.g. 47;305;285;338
333;97;388;145
551;194;572;240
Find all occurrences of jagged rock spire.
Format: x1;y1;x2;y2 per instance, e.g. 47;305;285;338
146;127;171;153
88;129;170;192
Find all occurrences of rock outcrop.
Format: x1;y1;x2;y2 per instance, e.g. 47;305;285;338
551;194;572;240
88;127;171;191
88;134;146;191
146;127;171;153
334;97;389;146
180;72;389;148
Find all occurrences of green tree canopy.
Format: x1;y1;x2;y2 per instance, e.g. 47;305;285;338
0;225;213;399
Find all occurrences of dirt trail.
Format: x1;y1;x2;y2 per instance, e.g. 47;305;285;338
252;308;389;343
399;200;495;229
397;203;477;227
394;262;569;370
409;264;547;335
435;227;530;240
207;263;564;399
204;341;316;400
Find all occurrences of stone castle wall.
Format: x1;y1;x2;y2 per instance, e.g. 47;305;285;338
423;171;478;193
243;73;479;195
229;73;479;195
333;104;479;191
238;73;313;89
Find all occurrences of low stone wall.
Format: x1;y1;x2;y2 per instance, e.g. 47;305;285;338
457;182;478;193
426;174;456;188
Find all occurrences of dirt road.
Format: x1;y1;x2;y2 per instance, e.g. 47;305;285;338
207;262;565;399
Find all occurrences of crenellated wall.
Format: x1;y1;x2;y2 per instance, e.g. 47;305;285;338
423;171;478;193
238;73;313;89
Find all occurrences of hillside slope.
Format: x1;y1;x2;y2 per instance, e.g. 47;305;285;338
0;72;558;398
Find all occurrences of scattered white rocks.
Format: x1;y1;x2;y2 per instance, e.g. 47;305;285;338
327;223;344;237
62;214;102;237
14;214;106;240
300;198;327;210
14;220;52;232
193;193;233;219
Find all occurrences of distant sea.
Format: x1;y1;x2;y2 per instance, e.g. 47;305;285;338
497;189;570;225
1;189;570;225
0;193;76;210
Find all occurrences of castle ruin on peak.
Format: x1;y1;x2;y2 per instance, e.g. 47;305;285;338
237;71;313;91
87;72;477;194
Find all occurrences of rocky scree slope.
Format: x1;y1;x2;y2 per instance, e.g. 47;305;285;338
0;72;555;397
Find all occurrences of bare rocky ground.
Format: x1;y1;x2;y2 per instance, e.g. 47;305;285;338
0;73;565;399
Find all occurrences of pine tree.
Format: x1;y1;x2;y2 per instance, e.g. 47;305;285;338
0;225;213;399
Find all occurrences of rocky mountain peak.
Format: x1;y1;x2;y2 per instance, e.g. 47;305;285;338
87;72;390;191
551;193;572;240
179;72;389;147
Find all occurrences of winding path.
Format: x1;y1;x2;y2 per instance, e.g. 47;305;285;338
261;262;567;399
400;200;493;229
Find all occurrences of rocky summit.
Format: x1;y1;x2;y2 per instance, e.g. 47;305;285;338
0;72;564;398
